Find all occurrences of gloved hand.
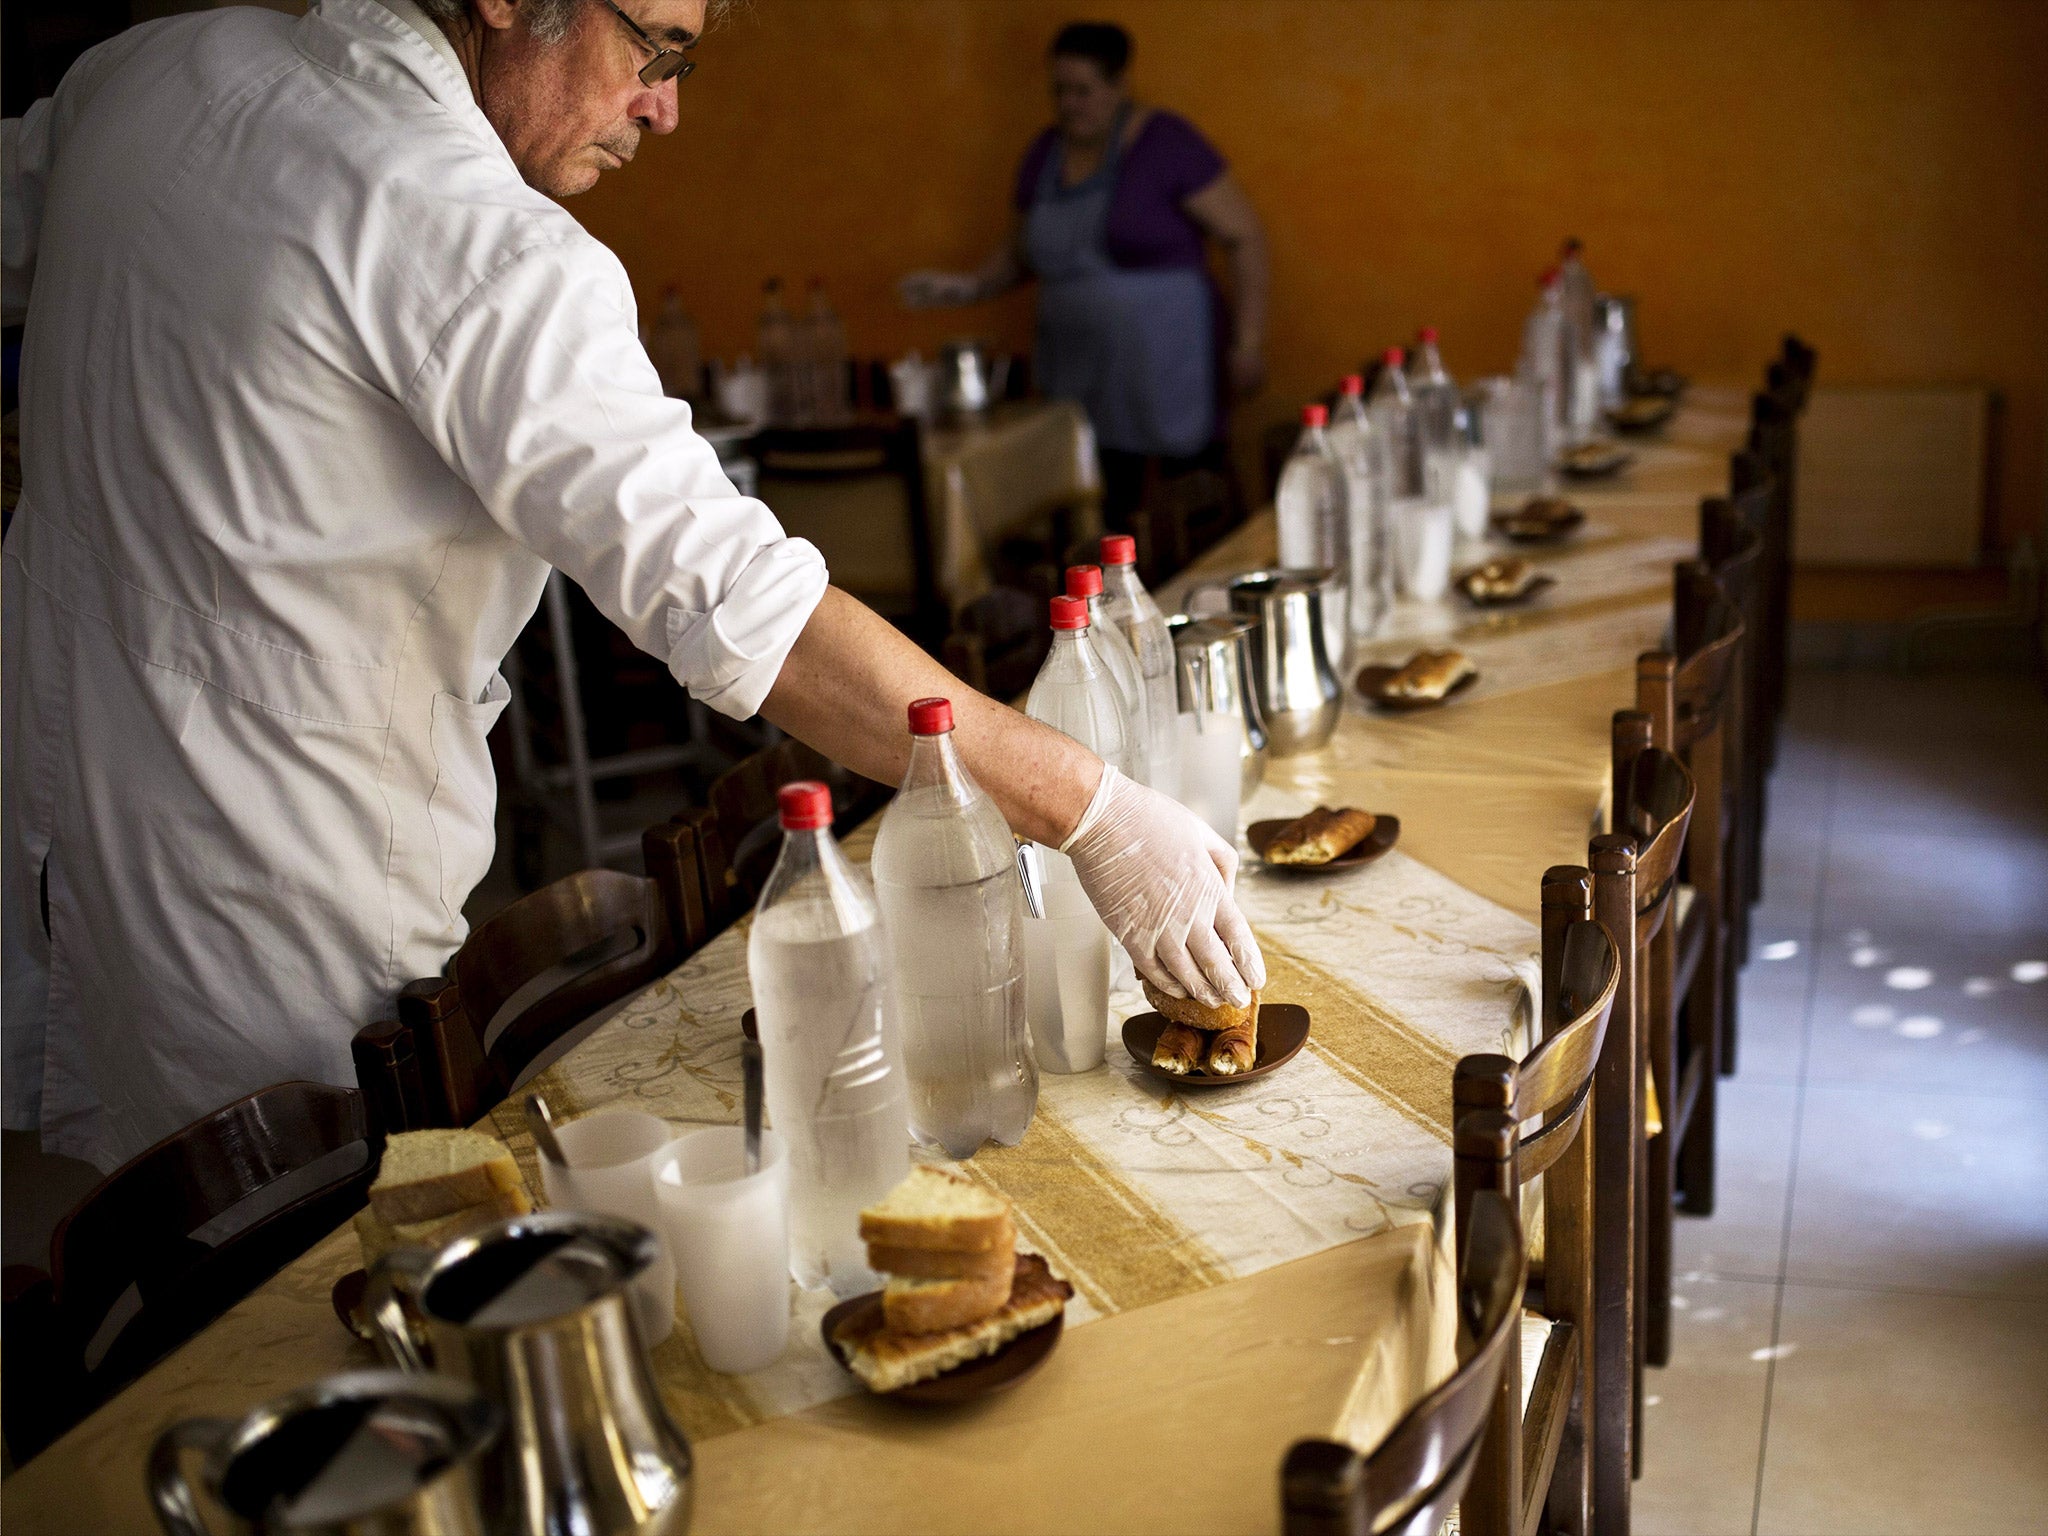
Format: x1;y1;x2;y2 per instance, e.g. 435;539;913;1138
897;270;983;309
1060;766;1267;1009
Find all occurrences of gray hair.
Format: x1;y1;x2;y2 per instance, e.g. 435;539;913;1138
415;0;732;47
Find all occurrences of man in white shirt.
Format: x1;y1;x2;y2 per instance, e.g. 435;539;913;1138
1;0;1264;1171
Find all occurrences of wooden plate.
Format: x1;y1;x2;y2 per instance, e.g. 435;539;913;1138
1490;504;1585;545
1556;444;1634;479
1354;664;1479;712
332;1269;373;1341
1455;569;1558;608
1121;1003;1312;1089
1246;815;1400;872
821;1294;1063;1405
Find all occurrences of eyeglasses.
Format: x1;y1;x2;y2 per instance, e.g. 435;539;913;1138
590;0;696;86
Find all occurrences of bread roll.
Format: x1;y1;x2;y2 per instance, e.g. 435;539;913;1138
1151;1023;1208;1075
1264;806;1377;865
1205;995;1261;1074
1141;979;1256;1035
1384;650;1475;701
1463;558;1535;601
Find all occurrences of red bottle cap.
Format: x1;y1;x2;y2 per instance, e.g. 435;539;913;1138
1065;564;1104;599
1049;595;1090;630
1538;267;1559;287
1419;326;1439;344
1340;374;1364;396
777;780;833;831
1300;403;1328;427
1383;346;1405;367
907;697;953;736
1100;533;1137;567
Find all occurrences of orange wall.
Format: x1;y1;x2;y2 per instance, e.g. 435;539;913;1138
574;0;2048;547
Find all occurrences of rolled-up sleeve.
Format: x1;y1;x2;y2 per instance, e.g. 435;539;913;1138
403;236;828;719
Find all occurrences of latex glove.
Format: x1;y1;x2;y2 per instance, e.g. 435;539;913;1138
1060;766;1267;1009
897;270;982;309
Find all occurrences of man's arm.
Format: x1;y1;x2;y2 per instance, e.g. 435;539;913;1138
761;586;1098;848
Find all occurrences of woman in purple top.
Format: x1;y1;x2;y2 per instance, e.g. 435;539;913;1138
903;22;1269;522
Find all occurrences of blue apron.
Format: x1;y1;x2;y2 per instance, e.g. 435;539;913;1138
1024;111;1216;458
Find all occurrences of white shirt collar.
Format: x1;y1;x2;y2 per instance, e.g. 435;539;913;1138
375;0;470;85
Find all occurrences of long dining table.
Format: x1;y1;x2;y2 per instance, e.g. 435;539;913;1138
0;388;1754;1535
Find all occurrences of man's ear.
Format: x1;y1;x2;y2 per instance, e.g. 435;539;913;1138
471;0;523;33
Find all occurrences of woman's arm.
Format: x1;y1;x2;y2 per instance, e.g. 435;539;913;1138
899;215;1032;308
1183;173;1269;399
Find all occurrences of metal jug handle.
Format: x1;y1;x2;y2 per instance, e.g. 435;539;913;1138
147;1416;235;1536
366;1247;438;1373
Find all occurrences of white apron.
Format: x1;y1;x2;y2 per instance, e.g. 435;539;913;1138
1;0;828;1169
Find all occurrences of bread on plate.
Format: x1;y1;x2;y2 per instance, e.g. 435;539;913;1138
834;1254;1072;1393
1264;806;1377;865
1141;979;1256;1035
367;1128;525;1226
858;1165;1012;1252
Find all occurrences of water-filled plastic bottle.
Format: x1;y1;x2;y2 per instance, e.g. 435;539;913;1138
757;278;801;427
1372;348;1453;601
872;697;1036;1159
1066;564;1151;788
1099;534;1183;802
1021;596;1126;1073
645;286;702;403
1329;375;1391;643
747;781;909;1294
1276;402;1351;666
803;277;851;427
1557;240;1602;439
1520;270;1566;458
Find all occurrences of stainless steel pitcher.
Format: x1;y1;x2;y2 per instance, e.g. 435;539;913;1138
149;1370;498;1536
367;1213;693;1536
1166;613;1267;795
1189;571;1343;756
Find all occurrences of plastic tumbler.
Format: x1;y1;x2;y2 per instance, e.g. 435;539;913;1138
539;1108;680;1346
652;1128;793;1374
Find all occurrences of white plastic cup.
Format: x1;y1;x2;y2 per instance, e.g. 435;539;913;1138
539;1109;680;1346
1392;496;1455;602
652;1128;793;1374
1176;711;1243;846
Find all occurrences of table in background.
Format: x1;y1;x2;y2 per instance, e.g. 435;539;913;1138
0;396;1750;1536
922;398;1100;608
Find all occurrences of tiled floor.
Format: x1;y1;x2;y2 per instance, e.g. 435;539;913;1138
1636;668;2048;1536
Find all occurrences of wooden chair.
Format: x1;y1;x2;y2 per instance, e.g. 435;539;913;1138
1610;716;1700;1396
1746;390;1801;743
1131;467;1238;585
942;579;1054;703
1701;490;1771;957
1;1083;377;1461
351;813;724;1132
708;737;889;909
1279;1189;1528;1536
1451;870;1622;1536
751;418;946;649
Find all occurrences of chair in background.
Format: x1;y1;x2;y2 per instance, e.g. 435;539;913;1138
1610;717;1699;1402
1;1083;378;1461
942;578;1055;702
1278;1190;1528;1536
1130;467;1239;586
752;418;946;649
1450;869;1621;1536
1746;385;1804;743
351;813;724;1133
708;737;890;909
1701;488;1772;977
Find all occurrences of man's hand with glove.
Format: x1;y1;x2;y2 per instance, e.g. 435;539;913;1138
1061;766;1266;1009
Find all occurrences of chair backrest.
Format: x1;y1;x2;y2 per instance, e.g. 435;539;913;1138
1449;874;1620;1536
1612;717;1696;946
360;815;719;1130
709;737;888;908
752;418;944;645
942;581;1053;702
3;1082;376;1459
1279;1189;1527;1536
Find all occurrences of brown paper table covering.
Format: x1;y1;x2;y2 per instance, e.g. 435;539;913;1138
922;398;1101;609
1;400;1746;1534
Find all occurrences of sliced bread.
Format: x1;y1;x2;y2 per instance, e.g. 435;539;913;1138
882;1264;1016;1335
857;1166;1011;1253
367;1129;525;1226
354;1185;532;1269
867;1234;1014;1281
834;1254;1071;1393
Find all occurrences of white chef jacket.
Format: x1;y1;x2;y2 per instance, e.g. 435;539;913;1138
1;0;829;1170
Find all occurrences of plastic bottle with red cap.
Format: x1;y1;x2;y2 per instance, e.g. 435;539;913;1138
1018;595;1130;1072
1098;535;1183;801
1521;268;1567;452
1276;397;1353;665
747;776;910;1294
1064;564;1151;787
1329;373;1391;641
872;697;1036;1156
